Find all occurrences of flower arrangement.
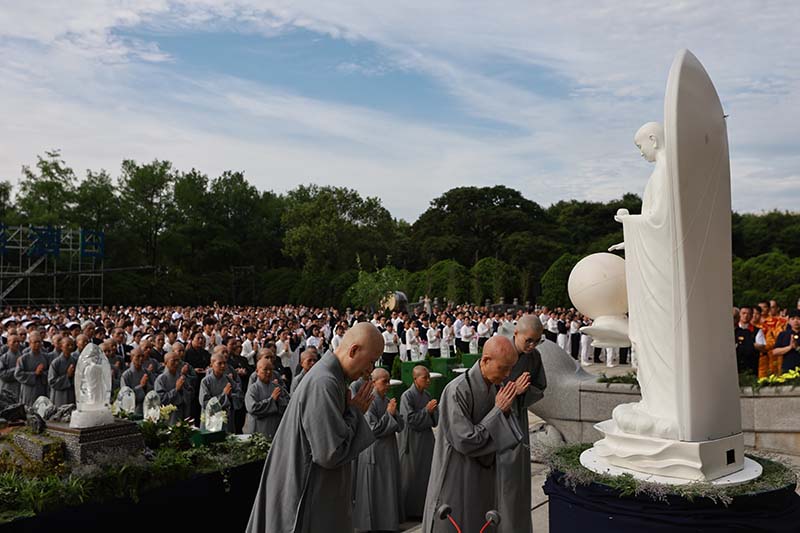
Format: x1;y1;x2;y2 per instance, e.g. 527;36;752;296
757;367;800;388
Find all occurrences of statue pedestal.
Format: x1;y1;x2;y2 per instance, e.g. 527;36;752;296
544;468;800;533
46;419;143;464
585;419;761;483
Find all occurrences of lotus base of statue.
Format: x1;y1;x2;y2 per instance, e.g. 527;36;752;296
70;407;114;429
583;419;762;484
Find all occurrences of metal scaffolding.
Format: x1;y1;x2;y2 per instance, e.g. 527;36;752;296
0;224;104;307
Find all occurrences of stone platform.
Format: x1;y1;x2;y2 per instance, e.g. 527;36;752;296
45;419;144;464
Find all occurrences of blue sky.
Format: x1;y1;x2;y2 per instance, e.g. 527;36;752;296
0;2;798;221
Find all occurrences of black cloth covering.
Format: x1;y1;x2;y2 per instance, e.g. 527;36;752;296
544;471;800;533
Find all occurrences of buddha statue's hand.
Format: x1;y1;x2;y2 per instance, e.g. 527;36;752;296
608;242;625;252
614;208;629;223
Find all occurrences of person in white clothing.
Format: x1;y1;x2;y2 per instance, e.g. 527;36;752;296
476;317;491;350
460;322;476;353
406;323;421;361
331;325;345;352
382;322;400;369
440;317;453;358
453;313;464;353
426;321;441;357
546;315;559;343
241;326;258;366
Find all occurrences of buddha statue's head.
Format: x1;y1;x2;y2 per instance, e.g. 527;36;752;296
634;122;665;163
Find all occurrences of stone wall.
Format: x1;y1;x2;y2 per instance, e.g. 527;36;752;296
539;383;800;456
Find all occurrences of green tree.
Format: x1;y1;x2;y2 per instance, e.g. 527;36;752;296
470;257;520;303
282;185;395;271
118;159;176;267
539;253;580;308
73;169;119;229
345;263;408;310
410;185;552;269
16;150;77;225
0;181;15;223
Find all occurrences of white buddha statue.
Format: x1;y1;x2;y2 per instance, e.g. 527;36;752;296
608;121;679;439
70;343;114;428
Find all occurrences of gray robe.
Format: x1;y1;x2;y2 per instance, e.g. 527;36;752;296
246;353;375;533
48;354;76;406
0;349;22;401
399;385;439;518
290;368;307;394
14;351;50;406
199;372;241;433
421;362;523;533
107;355;124;392
353;392;405;531
244;378;289;438
121;366;154;416
495;348;547;533
154;370;193;424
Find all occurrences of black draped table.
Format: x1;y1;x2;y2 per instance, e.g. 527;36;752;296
544;470;800;533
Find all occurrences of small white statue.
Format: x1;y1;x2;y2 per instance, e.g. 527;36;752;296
114;387;136;416
33;396;55;420
203;396;226;432
143;390;162;423
70;343;114;428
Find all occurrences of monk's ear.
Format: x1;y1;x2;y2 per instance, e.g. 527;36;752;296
348;343;359;359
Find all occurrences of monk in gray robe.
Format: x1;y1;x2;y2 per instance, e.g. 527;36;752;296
290;349;318;394
48;337;76;406
496;315;547;533
121;349;154;416
422;336;528;533
399;365;439;518
102;340;124;392
244;357;289;438
199;352;243;433
246;322;383;533
14;332;50;406
154;352;193;425
0;335;22;401
353;367;405;532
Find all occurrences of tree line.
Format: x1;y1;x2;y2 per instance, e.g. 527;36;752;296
1;150;798;308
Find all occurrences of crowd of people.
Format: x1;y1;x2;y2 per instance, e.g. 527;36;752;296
734;299;800;378
0;302;550;532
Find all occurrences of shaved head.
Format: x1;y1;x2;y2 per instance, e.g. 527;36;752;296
371;367;390;381
514;314;544;355
335;322;384;381
412;365;430;379
516;315;543;335
480;335;519;385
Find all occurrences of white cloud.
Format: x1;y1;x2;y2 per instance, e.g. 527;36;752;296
0;1;798;221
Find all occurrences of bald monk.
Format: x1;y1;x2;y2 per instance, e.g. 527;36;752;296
496;315;547;533
399;365;438;518
244;357;290;438
422;336;526;533
246;322;383;533
353;367;405;532
290;349;319;394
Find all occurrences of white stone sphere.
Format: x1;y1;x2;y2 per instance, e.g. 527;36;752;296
568;253;628;318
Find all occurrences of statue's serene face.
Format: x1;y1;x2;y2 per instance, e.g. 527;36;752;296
634;122;664;163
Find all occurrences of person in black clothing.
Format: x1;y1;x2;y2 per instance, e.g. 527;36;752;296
185;331;211;426
777;309;800;373
735;306;762;375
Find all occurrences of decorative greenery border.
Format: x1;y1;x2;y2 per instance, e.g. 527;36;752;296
543;443;798;505
596;370;800;393
0;432;269;524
